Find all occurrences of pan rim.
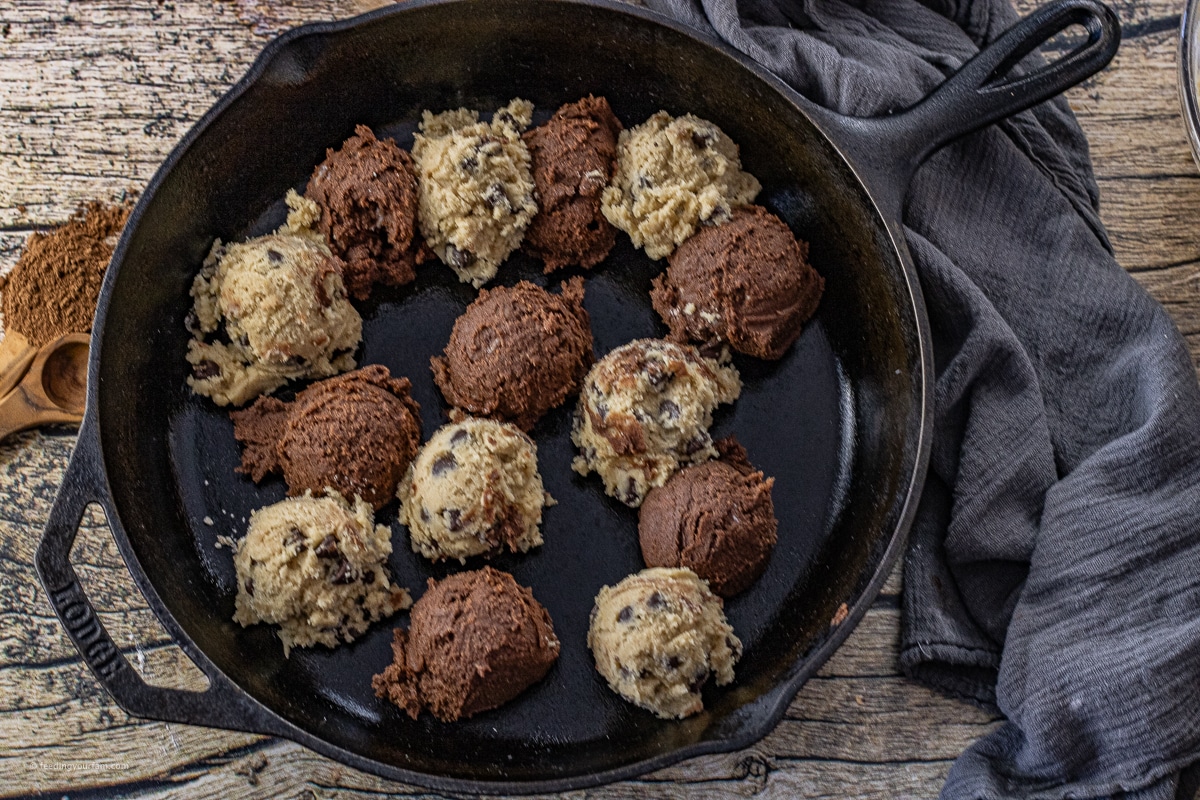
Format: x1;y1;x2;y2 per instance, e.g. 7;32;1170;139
83;0;934;792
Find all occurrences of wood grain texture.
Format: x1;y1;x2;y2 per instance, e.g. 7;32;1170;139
0;0;1195;797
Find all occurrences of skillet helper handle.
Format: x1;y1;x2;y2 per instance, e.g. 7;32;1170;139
818;0;1120;213
35;424;289;737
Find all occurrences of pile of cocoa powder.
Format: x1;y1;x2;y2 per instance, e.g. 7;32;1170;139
0;202;131;347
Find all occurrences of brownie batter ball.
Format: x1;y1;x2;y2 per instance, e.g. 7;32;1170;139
373;566;560;722
522;95;623;272
432;277;593;431
639;438;777;597
230;365;422;510
651;205;823;360
306;125;428;300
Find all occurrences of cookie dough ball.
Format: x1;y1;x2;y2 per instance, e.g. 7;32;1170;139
373;566;560;722
522;95;623;272
640;438;777;597
232;491;411;656
601;111;760;260
398;418;551;563
231;365;422;510
412;99;538;287
587;567;741;719
431;277;593;431
186;190;362;407
571;338;741;507
651;205;823;360
306;125;429;300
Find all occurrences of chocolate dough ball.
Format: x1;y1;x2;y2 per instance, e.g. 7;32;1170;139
639;437;777;597
432;277;593;431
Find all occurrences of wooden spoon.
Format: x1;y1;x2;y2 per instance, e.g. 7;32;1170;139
0;330;35;399
0;332;89;442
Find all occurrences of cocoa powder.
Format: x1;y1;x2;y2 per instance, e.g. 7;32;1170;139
0;202;130;347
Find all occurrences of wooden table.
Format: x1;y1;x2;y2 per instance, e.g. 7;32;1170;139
0;0;1195;797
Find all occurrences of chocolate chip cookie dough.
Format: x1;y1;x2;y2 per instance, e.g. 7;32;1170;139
587;567;741;719
305;125;428;300
186;190;362;407
412;99;538;287
232;491;411;656
601;111;760;260
571;338;741;507
398;417;552;563
431;277;593;431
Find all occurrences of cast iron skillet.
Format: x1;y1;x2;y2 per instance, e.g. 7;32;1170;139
36;0;1118;792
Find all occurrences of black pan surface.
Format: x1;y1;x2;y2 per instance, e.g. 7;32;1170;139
37;0;1118;790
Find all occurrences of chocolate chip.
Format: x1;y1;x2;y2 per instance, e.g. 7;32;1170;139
450;428;469;445
362;569;376;585
494;109;517;127
665;655;682;670
482;182;511;212
446;509;463;532
646;591;665;610
621;476;640;506
619;666;633;680
285;354;308;367
688;670;710;693
315;534;339;558
659;399;680;420
332;347;354;361
191;360;220;380
617;605;633;623
691;129;716;149
184;309;199;334
702;207;731;227
683;433;711;455
432;452;457;476
244;579;255;596
267;248;283;263
330;558;354;585
636;174;652;190
645;362;671;387
419;506;430;523
445;244;473;271
596;402;608;422
460;153;479;173
237;333;250;348
284;527;305;550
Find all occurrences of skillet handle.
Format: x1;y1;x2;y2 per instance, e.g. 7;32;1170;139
35;424;289;737
813;0;1120;214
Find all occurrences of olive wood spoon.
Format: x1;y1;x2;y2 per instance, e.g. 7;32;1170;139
0;330;36;399
0;333;88;442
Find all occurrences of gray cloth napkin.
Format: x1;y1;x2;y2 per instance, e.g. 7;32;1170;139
642;0;1200;797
